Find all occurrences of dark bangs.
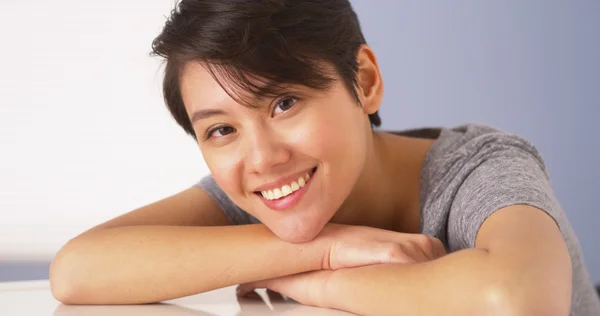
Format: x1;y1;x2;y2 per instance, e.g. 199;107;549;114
151;0;381;138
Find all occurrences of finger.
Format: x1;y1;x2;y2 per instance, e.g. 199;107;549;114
375;229;416;244
415;243;431;262
376;242;416;264
266;289;287;306
266;289;286;301
401;242;429;262
237;283;260;297
431;237;447;258
405;235;440;261
236;290;274;314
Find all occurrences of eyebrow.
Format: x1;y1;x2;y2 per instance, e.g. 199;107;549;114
190;109;229;123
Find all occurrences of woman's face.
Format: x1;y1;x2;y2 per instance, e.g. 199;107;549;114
180;62;373;243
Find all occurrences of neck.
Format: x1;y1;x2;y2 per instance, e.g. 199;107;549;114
331;131;432;233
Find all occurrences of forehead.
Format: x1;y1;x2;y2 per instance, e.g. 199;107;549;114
180;61;284;112
180;62;229;110
180;60;343;118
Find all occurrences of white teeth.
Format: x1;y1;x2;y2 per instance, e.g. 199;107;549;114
282;185;292;196
291;181;300;191
260;170;314;201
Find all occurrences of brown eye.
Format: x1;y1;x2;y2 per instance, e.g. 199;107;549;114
206;125;235;139
272;97;298;116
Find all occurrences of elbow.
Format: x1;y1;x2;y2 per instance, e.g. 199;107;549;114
49;251;83;304
50;283;77;305
481;283;571;316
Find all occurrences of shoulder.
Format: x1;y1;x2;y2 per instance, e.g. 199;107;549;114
421;123;548;189
429;123;544;162
418;123;557;248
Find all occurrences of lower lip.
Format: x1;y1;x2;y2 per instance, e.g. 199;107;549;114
257;169;316;211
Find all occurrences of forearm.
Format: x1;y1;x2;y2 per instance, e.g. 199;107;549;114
50;224;324;304
326;248;523;316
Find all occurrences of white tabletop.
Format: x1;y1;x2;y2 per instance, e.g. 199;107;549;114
0;280;354;315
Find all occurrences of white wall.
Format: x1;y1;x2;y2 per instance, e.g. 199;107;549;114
0;0;210;260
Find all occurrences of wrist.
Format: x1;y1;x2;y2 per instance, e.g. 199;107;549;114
306;223;337;270
320;268;343;309
306;234;331;271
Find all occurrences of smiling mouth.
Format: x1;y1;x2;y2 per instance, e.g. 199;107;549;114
254;167;317;201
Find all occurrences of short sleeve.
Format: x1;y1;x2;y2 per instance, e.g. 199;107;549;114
195;175;261;225
447;136;564;252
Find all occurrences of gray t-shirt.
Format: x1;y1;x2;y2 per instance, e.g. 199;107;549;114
196;123;600;315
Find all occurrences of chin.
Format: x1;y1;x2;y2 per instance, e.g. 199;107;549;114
277;231;318;243
272;218;325;244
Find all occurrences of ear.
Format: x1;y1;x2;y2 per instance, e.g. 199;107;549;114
355;45;384;115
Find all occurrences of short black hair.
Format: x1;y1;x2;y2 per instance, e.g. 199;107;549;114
151;0;381;138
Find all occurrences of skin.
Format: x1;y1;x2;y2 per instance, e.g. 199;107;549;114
180;45;431;242
180;45;572;315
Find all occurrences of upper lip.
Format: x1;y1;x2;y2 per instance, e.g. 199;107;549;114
252;167;315;192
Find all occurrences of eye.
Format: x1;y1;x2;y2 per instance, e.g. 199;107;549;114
272;97;298;116
205;125;236;140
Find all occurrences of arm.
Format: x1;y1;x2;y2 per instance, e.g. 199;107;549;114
50;187;325;305
52;185;440;306
324;205;572;316
53;224;323;305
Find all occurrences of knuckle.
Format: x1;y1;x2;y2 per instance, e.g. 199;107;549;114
416;234;434;250
410;235;436;259
431;237;447;256
414;234;431;245
431;236;443;248
382;243;406;261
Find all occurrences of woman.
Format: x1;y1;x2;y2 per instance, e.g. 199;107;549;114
49;1;600;315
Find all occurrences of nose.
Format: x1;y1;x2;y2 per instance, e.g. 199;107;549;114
244;124;291;174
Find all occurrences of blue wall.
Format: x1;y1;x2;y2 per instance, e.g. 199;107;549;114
352;0;599;283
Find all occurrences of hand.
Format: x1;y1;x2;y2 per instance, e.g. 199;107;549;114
237;224;447;309
316;223;447;270
237;270;334;308
235;289;336;315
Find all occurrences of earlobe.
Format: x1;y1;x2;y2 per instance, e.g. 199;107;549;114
356;45;384;115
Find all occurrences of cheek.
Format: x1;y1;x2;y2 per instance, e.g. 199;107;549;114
203;149;243;196
293;104;366;167
284;103;367;214
291;119;332;155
